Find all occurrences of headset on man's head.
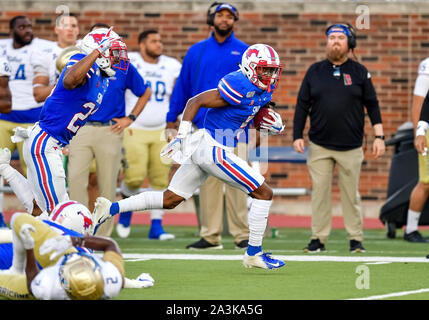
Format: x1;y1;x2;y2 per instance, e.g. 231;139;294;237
206;2;239;26
325;23;357;50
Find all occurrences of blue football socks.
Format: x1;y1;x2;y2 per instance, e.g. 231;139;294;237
110;202;119;216
149;219;165;238
118;211;132;227
247;245;262;256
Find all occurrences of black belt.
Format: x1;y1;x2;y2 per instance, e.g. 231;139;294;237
86;120;115;127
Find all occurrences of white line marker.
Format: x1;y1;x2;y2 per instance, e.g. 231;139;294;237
348;288;429;300
123;253;429;263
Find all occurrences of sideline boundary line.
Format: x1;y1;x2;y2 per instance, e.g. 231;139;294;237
348;288;429;300
123;253;429;263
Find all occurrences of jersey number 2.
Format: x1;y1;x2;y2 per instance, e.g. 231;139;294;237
67;102;97;133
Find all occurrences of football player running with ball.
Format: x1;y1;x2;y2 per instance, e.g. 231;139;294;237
94;44;286;270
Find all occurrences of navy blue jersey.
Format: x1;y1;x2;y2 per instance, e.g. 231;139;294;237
38;53;109;145
204;70;273;147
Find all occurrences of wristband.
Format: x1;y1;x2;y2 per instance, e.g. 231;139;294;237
416;121;429;137
375;135;385;140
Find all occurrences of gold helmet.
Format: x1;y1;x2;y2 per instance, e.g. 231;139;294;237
56;46;81;74
59;252;104;300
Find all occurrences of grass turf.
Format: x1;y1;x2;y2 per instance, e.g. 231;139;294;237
114;225;429;301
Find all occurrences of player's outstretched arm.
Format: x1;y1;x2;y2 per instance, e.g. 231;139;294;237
182;89;228;123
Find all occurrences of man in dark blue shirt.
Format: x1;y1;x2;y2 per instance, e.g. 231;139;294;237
167;2;250;250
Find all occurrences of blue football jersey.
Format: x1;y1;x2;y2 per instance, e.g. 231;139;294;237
204;70;273;147
38;53;109;146
0;243;13;269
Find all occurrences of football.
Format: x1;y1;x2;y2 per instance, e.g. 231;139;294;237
253;107;275;130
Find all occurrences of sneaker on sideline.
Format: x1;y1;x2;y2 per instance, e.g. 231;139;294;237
303;239;326;253
186;238;223;250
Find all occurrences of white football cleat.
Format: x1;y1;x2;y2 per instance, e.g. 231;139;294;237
116;223;131;238
92;197;112;234
243;252;286;270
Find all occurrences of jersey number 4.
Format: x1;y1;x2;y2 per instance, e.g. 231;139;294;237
67;102;97;133
14;64;26;80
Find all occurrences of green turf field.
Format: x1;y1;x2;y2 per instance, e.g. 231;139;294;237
115;225;429;301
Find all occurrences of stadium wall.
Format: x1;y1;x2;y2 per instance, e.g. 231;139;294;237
1;0;428;217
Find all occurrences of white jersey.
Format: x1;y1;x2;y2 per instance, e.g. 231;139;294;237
32;40;81;85
125;53;181;130
0;38;53;111
414;57;429;97
0;54;11;77
30;254;123;300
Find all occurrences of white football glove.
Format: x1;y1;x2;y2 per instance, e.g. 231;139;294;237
160;137;183;158
259;110;285;135
96;28;120;56
10;126;30;143
19;224;36;250
0;147;11;166
39;235;73;261
160;120;192;159
124;273;155;289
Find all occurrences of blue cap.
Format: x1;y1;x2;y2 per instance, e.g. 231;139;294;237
214;3;239;20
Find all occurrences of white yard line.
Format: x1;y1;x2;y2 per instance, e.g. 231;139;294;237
348;288;429;300
122;253;429;300
122;253;429;263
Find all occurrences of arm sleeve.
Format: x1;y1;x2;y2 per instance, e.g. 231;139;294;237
362;69;382;125
414;74;429;98
217;75;244;106
30;267;60;300
126;63;148;97
166;52;192;123
65;53;84;68
293;70;312;140
0;57;11;77
172;59;182;79
31;50;51;76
